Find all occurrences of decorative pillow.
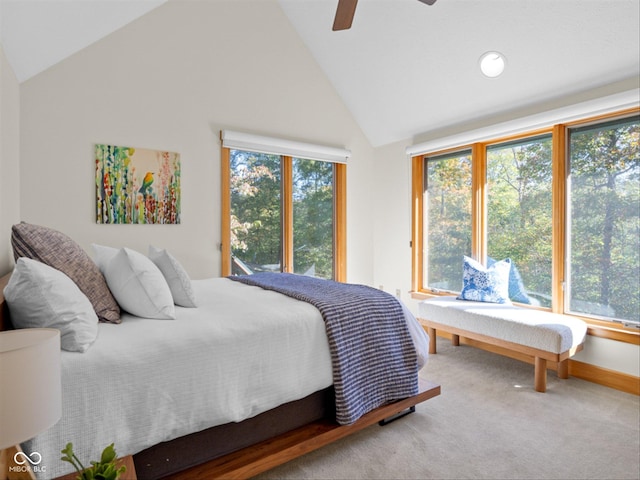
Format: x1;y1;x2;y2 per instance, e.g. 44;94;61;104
92;244;120;273
457;256;512;304
4;258;99;352
148;245;197;307
103;247;176;319
487;256;532;304
11;222;120;323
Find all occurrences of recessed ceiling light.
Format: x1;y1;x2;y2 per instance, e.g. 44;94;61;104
479;51;506;78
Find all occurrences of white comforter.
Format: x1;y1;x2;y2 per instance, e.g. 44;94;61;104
25;278;428;479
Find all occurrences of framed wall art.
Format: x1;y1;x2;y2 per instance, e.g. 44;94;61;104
96;143;181;224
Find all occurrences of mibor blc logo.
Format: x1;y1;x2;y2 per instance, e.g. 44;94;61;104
10;450;47;474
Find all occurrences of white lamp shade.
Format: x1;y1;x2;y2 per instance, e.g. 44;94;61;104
0;328;62;449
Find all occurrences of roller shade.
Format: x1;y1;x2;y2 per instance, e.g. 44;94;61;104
406;89;639;157
221;130;350;164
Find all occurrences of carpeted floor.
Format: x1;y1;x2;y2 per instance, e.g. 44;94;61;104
254;341;640;480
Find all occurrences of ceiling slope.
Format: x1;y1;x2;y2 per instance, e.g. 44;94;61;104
0;0;167;83
1;0;638;147
278;0;640;146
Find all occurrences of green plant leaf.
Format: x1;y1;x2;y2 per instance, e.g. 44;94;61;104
61;442;124;480
100;444;117;464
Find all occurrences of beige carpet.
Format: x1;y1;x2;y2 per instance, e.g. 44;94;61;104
254;341;640;480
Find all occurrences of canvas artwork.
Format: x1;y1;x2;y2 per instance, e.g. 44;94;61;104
96;144;181;224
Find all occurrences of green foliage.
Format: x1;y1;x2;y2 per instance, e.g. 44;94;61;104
230;151;335;279
487;136;553;299
569;118;639;321
426;152;472;290
230;150;282;269
61;443;126;480
292;159;334;278
425;117;639;322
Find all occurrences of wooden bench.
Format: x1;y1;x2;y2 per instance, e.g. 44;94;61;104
419;296;587;392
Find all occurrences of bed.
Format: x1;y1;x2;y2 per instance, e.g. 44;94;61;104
0;224;440;480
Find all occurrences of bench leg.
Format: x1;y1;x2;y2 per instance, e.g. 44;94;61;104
557;359;569;379
427;327;437;354
534;357;547;392
451;334;460;347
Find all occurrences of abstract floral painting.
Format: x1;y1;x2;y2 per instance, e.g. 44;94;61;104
96;144;181;224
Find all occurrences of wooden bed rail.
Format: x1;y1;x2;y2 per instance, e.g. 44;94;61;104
172;379;440;480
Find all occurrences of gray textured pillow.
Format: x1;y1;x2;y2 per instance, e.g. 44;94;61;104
11;222;121;323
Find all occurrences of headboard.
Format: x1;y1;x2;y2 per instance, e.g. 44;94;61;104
0;272;13;331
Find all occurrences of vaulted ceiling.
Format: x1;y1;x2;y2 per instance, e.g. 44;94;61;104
1;0;639;147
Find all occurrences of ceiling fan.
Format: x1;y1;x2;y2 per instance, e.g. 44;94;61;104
333;0;437;31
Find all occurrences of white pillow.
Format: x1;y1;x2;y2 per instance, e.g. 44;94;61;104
3;258;98;352
92;243;119;273
148;246;197;308
103;247;176;319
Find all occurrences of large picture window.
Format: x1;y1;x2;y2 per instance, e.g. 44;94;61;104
423;150;472;292
486;135;553;305
411;109;639;335
221;132;347;281
229;150;282;275
292;158;335;278
567;117;639;323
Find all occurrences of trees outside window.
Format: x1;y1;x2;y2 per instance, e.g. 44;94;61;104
568;117;639;323
413;109;639;330
292;159;334;279
487;135;553;305
226;150;340;280
424;151;472;292
229;150;282;274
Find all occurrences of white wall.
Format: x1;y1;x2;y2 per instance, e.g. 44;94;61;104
18;0;375;283
0;44;20;275
372;140;414;300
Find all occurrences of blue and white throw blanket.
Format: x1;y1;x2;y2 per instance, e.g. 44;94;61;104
228;272;418;425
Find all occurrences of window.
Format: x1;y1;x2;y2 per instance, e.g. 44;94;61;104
411;108;639;336
423;150;472;292
567;117;639;323
487;135;553;305
221;132;347;281
292;158;335;279
229;150;282;274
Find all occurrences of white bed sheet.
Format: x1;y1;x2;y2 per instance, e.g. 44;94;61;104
25;278;428;479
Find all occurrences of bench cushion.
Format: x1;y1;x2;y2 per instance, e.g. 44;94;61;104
419;296;587;354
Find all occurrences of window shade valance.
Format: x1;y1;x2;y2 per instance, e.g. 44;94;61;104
221;130;351;164
406;88;640;157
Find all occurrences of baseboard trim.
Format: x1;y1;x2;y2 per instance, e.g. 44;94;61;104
568;359;640;396
434;332;640;396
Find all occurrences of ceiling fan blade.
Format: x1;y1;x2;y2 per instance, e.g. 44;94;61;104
418;0;437;5
333;0;358;31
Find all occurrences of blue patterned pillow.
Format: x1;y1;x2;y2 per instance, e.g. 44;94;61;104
487;256;531;304
457;256;512;304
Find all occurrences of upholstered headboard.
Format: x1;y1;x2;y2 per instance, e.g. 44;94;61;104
0;272;13;331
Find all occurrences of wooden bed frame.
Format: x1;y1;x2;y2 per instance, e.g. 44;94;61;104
0;272;440;479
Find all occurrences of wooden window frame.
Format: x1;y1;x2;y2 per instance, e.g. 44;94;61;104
411;107;640;345
221;148;347;282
